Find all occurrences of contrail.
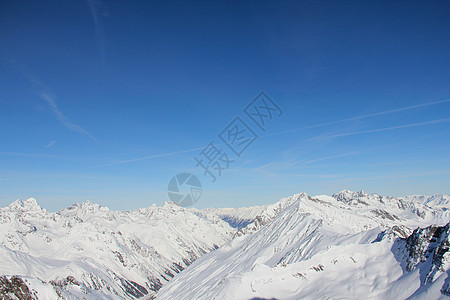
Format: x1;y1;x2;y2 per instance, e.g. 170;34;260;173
310;118;450;141
70;146;205;172
40;93;97;141
1;96;449;180
86;0;107;67
290;151;360;167
0;152;68;159
290;128;450;169
44;141;56;149
0;145;205;181
7;60;96;141
264;97;450;138
98;116;448;171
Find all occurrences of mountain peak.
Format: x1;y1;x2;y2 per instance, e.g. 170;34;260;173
80;200;95;207
332;190;370;205
357;190;368;196
424;194;450;207
8;197;42;211
162;201;183;209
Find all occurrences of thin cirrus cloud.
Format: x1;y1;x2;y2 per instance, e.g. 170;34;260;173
307;117;450;142
288;122;450;169
264;97;450;139
40;93;97;141
1;93;448;183
56;97;450;172
43;141;56;149
0;152;69;159
9;60;97;141
86;0;108;66
70;146;205;172
0;147;205;182
289;151;361;167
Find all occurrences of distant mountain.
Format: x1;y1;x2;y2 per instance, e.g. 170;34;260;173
202;190;449;237
198;206;267;229
0;199;235;299
1;191;449;299
198;194;301;232
157;191;450;299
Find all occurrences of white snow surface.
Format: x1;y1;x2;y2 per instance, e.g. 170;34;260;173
0;199;235;299
157;191;450;300
1;190;449;299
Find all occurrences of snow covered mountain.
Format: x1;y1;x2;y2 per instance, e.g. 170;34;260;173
157;191;450;299
1;190;449;299
0;199;235;299
199;206;265;229
214;190;450;237
198;194;302;233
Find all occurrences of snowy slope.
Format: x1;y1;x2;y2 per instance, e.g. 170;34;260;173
157;191;450;300
1;191;448;299
0;199;235;299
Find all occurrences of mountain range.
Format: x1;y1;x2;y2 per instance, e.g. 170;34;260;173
1;190;449;299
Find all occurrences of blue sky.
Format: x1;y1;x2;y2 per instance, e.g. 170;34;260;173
1;0;450;211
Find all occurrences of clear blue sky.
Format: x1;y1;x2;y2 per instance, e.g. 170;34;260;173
1;0;450;211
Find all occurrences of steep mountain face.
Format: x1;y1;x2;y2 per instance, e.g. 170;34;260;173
157;192;450;300
0;199;235;299
393;223;450;297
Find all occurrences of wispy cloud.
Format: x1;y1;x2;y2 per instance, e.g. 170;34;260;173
8;60;97;141
0;147;204;181
52;98;450;172
71;146;204;172
86;0;108;66
252;162;274;171
290;151;360;167
44;141;56;149
288;131;450;169
308;118;450;142
0;152;70;159
0;152;62;158
265;97;450;138
40;93;97;141
2;91;448;181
